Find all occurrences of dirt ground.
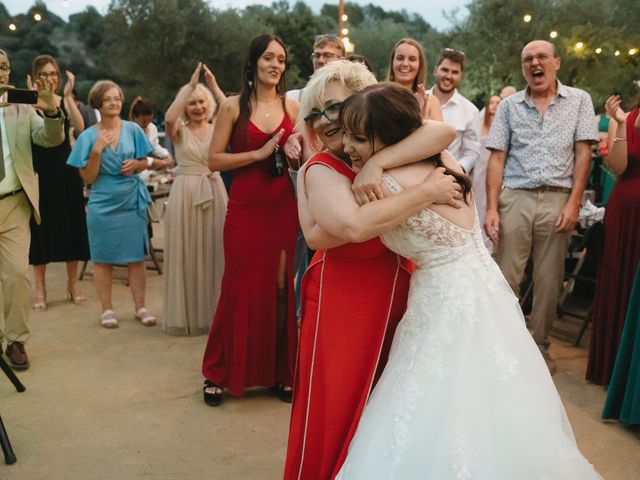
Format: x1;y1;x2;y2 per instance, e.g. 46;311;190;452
1;259;638;479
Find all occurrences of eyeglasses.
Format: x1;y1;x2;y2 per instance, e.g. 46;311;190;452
0;64;11;74
304;102;343;125
521;53;553;65
310;51;340;61
442;48;465;58
38;71;59;78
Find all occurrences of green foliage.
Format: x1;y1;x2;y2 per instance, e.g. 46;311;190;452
1;0;637;117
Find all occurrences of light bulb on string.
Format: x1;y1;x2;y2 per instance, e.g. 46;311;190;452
549;31;557;39
523;14;532;23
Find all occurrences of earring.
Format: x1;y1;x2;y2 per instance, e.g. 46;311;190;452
246;70;253;89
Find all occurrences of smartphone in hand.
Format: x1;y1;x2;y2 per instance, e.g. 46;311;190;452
6;88;38;104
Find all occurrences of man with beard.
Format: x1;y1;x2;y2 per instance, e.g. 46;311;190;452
483;40;598;374
429;48;480;173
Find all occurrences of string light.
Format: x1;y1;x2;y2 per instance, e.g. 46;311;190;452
615;50;621;56
341;28;349;36
9;23;16;31
630;48;637;56
595;48;602;54
341;14;348;21
523;14;532;23
33;13;42;21
575;42;584;50
549;31;557;39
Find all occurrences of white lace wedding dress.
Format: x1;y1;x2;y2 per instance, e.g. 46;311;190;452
336;174;601;480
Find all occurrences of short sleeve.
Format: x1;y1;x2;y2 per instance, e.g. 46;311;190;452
67;128;96;168
129;122;153;158
486;101;510;152
575;91;598;143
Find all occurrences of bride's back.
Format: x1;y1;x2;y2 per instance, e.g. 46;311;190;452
383;150;476;231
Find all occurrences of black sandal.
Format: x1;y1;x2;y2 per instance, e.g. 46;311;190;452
203;380;223;406
277;384;293;404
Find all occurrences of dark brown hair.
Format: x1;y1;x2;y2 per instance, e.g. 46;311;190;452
129;96;153;120
236;34;288;141
387;38;427;92
340;82;472;202
436;48;465;72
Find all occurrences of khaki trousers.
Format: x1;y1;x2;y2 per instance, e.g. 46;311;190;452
0;191;31;344
494;188;571;351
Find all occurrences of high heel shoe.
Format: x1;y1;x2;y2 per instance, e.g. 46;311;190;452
67;286;88;305
32;291;47;312
203;380;223;406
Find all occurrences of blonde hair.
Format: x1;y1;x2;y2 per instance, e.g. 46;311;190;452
298;60;377;152
88;80;124;109
176;83;217;123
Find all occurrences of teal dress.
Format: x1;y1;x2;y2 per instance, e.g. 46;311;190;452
602;261;640;425
67;121;152;264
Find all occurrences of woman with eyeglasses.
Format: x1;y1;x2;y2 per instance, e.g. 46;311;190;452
387;38;443;121
201;34;300;406
29;54;89;312
284;62;459;480
67;80;156;328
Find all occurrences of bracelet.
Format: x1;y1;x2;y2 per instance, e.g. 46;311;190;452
613;137;627;143
43;107;61;119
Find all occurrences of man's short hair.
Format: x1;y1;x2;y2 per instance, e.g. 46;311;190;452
436;48;466;71
313;34;346;56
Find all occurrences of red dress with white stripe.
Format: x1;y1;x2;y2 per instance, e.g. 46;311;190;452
284;153;411;480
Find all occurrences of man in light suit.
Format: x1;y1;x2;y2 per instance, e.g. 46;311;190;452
0;49;65;370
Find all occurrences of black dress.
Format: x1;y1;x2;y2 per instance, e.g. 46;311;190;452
29;101;90;265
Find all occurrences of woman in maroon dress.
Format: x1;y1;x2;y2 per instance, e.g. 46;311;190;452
587;94;640;385
201;34;300;404
284;62;460;480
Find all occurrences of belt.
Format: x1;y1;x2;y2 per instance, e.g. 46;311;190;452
518;185;571;194
0;188;23;201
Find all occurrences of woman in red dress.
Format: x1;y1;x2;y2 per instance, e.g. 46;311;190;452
202;34;300;404
587;94;640;385
284;61;460;480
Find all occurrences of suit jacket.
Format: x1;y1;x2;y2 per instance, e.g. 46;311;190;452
3;103;65;224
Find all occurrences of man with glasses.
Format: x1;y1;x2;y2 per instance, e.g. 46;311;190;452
0;49;65;370
484;40;598;374
286;34;346;103
428;48;481;174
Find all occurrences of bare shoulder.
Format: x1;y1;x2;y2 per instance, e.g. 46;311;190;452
220;96;240;114
286;97;300;117
386;162;434;190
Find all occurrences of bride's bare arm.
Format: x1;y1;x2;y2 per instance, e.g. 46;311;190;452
352;120;455;204
305;163;461;244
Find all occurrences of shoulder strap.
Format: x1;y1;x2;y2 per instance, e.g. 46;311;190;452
305;152;355;181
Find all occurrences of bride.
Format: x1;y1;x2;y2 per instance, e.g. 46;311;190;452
335;83;602;479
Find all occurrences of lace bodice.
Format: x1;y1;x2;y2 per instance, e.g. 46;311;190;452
381;173;493;271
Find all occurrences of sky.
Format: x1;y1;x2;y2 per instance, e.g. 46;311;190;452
2;0;468;32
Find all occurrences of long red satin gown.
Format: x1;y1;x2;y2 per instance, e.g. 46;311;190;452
284;153;411;480
202;114;298;396
587;108;640;385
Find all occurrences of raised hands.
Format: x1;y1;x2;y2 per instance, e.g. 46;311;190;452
189;62;203;89
203;64;219;92
63;70;76;99
27;74;57;115
604;95;627;124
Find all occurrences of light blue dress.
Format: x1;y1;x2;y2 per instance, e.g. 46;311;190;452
67;121;152;263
